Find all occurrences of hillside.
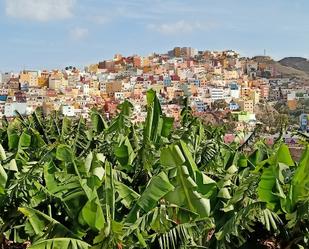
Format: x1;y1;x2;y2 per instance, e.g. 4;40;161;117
252;56;309;79
279;57;309;74
274;62;309;79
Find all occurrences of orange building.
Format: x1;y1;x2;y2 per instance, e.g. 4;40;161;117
287;99;297;110
259;84;269;99
133;56;142;68
106;81;122;95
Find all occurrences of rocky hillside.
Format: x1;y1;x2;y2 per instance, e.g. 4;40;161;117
274;62;309;79
279;57;309;74
252;56;309;79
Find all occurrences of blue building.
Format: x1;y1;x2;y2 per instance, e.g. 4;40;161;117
20;82;29;92
163;77;172;87
188;79;200;87
300;114;309;131
229;101;240;111
193;79;200;87
0;95;7;101
193;100;205;112
230;82;239;90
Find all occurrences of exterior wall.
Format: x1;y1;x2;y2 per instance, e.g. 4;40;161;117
49;78;62;90
259;84;270;99
4;102;28;117
300;114;308;131
287;99;297;110
210;88;224;100
106;81;122;94
238;99;254;113
62;105;75;117
19;71;38;87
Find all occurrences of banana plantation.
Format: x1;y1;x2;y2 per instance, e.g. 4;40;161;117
0;89;308;249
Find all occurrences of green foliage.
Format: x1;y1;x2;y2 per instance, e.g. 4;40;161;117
30;238;91;249
0;89;308;249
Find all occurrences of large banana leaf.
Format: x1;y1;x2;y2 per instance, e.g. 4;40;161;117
257;165;279;210
105;161;115;221
115;181;140;208
161;143;211;217
19;207;77;239
144;89;162;143
0;163;7;194
15;130;32;150
160;144;186;170
161;141;198;178
291;145;309;207
114;135;136;166
29;238;90;249
143;89;174;144
7;129;19;150
31;109;50;144
0;144;6;160
257;144;294;210
161;116;174;138
106;100;133;134
165;165;211;218
56;145;74;163
127;172;174;222
79;196;105;231
91;111;107;134
82;152;105;180
0;146;7;192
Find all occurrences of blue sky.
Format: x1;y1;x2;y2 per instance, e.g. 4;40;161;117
0;0;309;71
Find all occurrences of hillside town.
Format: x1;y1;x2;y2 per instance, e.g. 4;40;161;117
1;47;309;138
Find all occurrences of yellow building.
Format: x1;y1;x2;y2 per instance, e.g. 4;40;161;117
20;71;39;87
173;47;181;57
89;80;99;90
238;99;254;113
48;71;68;90
143;66;152;73
88;64;99;73
241;87;251;97
250;90;260;105
150;84;164;93
142;57;150;67
224;70;239;80
38;77;49;87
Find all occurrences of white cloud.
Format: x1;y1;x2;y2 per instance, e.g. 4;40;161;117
5;0;75;21
148;20;217;35
69;27;89;40
91;15;110;25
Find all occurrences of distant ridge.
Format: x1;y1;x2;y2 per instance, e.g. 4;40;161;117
278;57;309;74
250;55;309;79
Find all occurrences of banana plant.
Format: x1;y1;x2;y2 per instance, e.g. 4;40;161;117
0;89;308;249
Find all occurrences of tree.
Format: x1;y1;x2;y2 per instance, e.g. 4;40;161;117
212;99;228;110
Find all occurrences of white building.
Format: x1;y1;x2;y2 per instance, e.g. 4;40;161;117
230;83;241;99
287;91;296;101
61;105;75;117
210;88;225;101
82;84;89;95
0;73;12;85
115;92;124;101
49;76;62;90
4;102;28;117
